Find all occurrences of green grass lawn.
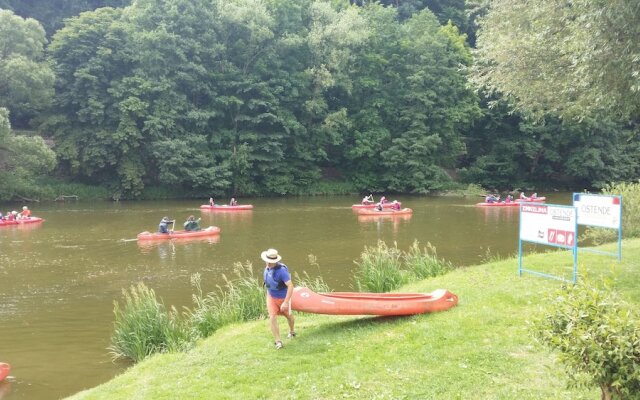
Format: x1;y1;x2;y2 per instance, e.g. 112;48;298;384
68;240;640;399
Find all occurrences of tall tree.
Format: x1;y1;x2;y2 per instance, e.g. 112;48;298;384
473;0;640;121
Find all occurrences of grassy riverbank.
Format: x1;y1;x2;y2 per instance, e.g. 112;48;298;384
68;240;640;399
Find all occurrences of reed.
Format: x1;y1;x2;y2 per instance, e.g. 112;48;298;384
109;282;194;362
403;240;453;279
188;263;266;338
353;241;409;292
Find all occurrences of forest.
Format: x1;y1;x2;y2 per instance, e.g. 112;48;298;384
0;0;638;200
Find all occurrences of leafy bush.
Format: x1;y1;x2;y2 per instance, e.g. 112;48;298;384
582;181;640;244
109;282;194;362
533;279;640;400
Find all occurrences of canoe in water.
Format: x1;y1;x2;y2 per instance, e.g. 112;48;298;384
200;204;253;211
137;226;221;240
515;196;546;203
0;362;9;382
291;287;458;316
356;208;413;215
351;202;401;209
0;217;45;227
475;202;519;207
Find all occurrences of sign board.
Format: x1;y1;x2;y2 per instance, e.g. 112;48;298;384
573;193;621;229
519;204;577;248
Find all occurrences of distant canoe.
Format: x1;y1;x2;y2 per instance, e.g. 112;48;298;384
200;205;253;211
0;217;45;227
291;287;458;316
515;197;546;203
475;202;519;207
0;362;9;382
351;202;401;210
356;208;412;215
137;226;221;240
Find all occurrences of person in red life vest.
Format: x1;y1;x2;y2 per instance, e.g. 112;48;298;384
209;197;214;206
229;198;237;206
379;196;388;204
390;200;401;210
262;248;295;349
19;206;31;219
7;211;18;221
505;195;513;203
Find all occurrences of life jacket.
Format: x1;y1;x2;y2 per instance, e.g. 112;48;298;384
264;264;288;291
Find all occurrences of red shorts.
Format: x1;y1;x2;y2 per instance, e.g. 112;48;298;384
267;295;290;317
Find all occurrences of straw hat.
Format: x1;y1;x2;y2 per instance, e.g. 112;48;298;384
261;248;282;263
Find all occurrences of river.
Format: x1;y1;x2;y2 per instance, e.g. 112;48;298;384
0;194;569;399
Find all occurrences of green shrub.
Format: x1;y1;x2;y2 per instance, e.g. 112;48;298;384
533;279;640;400
404;240;453;279
109;282;194;362
353;241;409;293
582;181;640;244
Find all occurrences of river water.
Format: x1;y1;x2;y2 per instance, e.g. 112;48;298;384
0;194;569;399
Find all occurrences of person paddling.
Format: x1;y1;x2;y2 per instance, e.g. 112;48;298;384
158;217;174;233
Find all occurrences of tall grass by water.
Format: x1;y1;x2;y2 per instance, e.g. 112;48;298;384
110;261;332;362
353;240;452;292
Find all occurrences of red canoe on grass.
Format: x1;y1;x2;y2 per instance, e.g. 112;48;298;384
200;204;253;211
356;208;413;216
515;196;546;203
137;226;221;241
0;362;9;382
0;217;45;227
291;287;458;316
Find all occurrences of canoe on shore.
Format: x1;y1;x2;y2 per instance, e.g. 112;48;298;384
515;196;546;203
200;204;253;211
137;226;221;240
0;217;45;227
291;287;458;316
356;208;413;215
0;362;9;382
475;202;519;207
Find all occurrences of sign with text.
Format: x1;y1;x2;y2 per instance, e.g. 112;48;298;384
573;193;621;229
519;204;577;248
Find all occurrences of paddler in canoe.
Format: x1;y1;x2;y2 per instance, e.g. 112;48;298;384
183;215;201;231
361;194;374;205
158;216;175;233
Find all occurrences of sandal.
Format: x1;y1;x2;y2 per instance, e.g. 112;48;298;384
275;340;283;349
287;331;296;339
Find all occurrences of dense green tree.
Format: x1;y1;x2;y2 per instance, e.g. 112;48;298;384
473;0;640;120
0;9;55;128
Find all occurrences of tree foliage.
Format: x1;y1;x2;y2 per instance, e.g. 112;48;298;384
473;0;640;121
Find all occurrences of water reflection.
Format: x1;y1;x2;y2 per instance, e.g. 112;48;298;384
475;205;519;224
137;235;221;259
357;213;412;234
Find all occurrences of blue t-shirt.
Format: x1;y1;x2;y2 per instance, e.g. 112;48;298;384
263;263;291;299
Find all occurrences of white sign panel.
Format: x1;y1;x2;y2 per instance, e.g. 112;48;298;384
573;193;621;229
520;204;576;248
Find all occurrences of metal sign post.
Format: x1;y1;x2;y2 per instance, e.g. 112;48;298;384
518;203;578;283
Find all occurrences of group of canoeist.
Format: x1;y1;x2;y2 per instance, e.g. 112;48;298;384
485;192;538;204
0;206;32;221
361;194;401;211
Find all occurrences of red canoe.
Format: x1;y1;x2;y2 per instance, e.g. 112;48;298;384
200;204;253;211
0;362;9;382
475;202;519;207
0;217;45;227
351;202;401;210
515;196;546;203
137;226;221;240
291;287;458;316
356;208;413;216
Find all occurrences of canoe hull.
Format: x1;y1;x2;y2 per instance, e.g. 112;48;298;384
356;208;413;216
200;205;253;211
291;287;458;316
0;217;45;227
0;362;9;382
515;197;546;203
351;203;401;210
475;202;519;207
137;226;221;240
